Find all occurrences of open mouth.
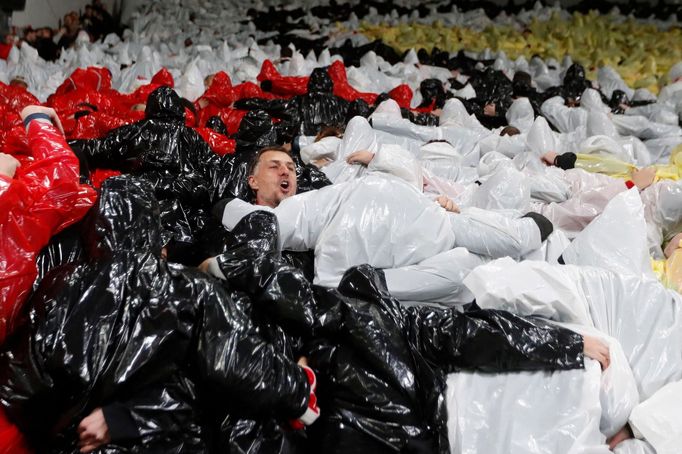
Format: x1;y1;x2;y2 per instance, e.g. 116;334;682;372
280;180;291;192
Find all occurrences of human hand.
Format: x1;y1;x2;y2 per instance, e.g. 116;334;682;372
290;364;320;430
311;158;332;168
631;167;656;191
583;335;610;370
541;151;558;166
346;150;374;166
664;232;682;259
197;257;213;273
436;195;460;213
77;408;111;453
607;424;633;450
0;153;21;178
19;105;65;136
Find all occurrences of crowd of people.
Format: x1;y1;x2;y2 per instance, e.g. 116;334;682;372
0;0;682;453
0;0;118;61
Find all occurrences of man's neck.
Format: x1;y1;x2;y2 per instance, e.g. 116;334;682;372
254;194;277;209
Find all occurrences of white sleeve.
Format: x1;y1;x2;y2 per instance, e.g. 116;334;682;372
300;137;342;164
221;198;274;230
527;169;572;203
540;96;588;133
628;380;682;450
562;167;625;194
220;194;326;252
274;184;347;251
368;143;423;190
463;258;593;325
383;247;486;306
370;112;442;143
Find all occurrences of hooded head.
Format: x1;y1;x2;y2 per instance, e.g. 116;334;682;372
145;86;186;121
419;78;445;107
609;89;629;108
206;116;228;135
307;67;333;94
236;109;278;148
506;97;534;132
201;71;234;107
346;98;371;122
580;88;610;114
564;63;586;83
84;176;162;258
512;71;534;98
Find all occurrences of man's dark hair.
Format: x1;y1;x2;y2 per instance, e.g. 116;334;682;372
315;125;343;142
247;146;293;176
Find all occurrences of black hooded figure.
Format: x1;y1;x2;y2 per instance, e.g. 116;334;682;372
288;67;351;136
234;67;351;138
561;63;592;103
0;176;313;453
71;86;227;263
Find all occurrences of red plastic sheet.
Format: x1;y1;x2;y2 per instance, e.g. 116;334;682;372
0;407;31;454
52;66;113;97
90;168;122;188
257;60;309;97
328;60;378;105
233;81;276;101
217;109;249;135
0;121;97;344
388;84;413;109
196;128;236;156
0;83;40;113
0;43;11;60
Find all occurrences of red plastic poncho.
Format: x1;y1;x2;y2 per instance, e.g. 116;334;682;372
388;84;413;109
200;71;234;107
328;60;378;105
233;81;276;101
257;59;308;97
196;71;236;125
0;120;97;344
0;82;40;113
0;43;12;60
195;128;236;156
218;108;249;135
52;66;113;98
0;407;31;454
118;69;177;111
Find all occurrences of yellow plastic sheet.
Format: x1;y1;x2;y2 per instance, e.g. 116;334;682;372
575;149;682;181
575;153;636;179
359;11;682;93
651;246;682;293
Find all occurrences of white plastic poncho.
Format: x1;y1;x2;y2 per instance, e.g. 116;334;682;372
221;171;542;287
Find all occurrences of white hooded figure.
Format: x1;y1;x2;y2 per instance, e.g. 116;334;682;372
506;97;535;133
465;190;682;401
215;145;545;288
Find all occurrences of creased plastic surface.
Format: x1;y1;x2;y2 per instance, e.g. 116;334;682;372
0;120;96;345
0;176;311;452
562;189;653;278
629;380;682;454
211;211;584;453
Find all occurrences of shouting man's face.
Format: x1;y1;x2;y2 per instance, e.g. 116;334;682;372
248;150;297;208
